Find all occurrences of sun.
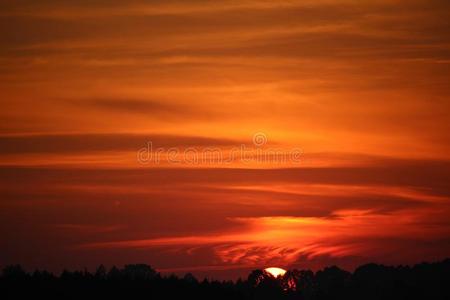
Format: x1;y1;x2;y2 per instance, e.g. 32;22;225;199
264;267;287;277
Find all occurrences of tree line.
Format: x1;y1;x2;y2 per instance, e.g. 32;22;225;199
1;259;450;299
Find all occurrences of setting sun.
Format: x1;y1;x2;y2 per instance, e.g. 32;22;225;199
264;267;287;278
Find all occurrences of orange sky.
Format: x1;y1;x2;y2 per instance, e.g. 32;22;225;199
1;0;450;279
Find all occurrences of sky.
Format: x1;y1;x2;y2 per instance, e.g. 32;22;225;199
0;0;450;279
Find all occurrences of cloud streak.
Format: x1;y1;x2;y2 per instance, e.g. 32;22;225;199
0;133;238;154
78;208;450;269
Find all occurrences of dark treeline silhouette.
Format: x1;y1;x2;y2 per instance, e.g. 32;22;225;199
1;259;450;300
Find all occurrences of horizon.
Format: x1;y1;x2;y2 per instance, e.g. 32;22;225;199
3;257;450;282
1;0;450;281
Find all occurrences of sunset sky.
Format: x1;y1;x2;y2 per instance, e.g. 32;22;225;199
1;0;450;279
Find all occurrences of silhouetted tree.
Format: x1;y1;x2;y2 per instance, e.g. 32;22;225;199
2;265;27;280
315;266;351;299
94;264;107;279
122;264;156;280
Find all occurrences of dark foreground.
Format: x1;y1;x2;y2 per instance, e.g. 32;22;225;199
2;259;450;300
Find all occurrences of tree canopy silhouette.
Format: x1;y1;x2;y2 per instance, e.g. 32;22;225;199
1;259;450;300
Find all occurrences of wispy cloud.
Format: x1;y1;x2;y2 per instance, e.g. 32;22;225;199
77;208;450;269
0;133;238;154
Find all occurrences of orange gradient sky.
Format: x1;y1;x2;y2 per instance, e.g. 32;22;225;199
0;0;450;279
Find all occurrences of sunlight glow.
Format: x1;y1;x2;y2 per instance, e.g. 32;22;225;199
264;267;287;277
